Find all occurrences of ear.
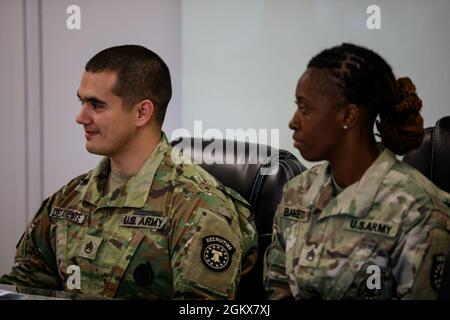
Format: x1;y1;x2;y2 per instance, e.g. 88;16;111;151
340;103;360;130
135;99;154;127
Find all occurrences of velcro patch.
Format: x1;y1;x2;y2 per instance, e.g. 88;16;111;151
49;207;87;224
133;262;155;287
431;254;445;292
278;204;310;222
345;219;398;238
134;210;162;216
201;235;235;272
79;234;103;260
299;242;324;268
120;214;168;230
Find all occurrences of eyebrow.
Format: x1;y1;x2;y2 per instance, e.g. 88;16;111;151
295;95;310;103
77;92;107;105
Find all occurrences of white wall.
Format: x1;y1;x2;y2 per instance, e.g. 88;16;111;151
182;0;450;167
0;0;27;277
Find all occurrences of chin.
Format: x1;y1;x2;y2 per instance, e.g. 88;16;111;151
85;144;107;156
298;149;322;162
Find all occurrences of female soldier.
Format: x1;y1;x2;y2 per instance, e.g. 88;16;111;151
264;43;450;299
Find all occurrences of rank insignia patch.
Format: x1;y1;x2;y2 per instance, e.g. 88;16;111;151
431;254;445;292
299;242;324;268
79;234;103;260
201;235;235;272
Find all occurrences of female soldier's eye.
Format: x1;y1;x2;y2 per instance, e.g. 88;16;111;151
295;100;307;113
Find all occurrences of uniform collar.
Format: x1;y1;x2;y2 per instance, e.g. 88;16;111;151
305;148;397;220
81;133;171;209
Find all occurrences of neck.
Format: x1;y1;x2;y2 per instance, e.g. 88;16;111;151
110;129;162;176
329;134;379;188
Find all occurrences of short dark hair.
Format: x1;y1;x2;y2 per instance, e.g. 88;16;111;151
307;43;424;155
85;45;172;126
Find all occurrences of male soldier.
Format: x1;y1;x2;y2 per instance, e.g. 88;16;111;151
0;45;257;299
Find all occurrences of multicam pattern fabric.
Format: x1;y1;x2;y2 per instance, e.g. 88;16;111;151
264;148;450;299
0;134;257;299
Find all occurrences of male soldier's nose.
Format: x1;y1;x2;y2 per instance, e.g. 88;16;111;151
76;104;90;125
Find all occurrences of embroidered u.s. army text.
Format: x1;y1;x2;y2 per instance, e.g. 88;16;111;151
345;219;398;238
120;214;168;230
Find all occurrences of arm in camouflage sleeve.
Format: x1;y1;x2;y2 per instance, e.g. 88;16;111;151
392;206;450;299
263;197;293;300
228;189;258;278
0;197;62;290
168;187;254;299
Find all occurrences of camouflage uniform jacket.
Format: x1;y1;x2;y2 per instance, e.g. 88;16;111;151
264;148;450;299
0;134;257;299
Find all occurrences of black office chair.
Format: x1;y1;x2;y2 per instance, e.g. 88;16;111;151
403;116;450;194
403;115;450;299
171;137;306;300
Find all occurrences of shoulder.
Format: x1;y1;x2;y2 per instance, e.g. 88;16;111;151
284;162;326;193
51;171;92;202
163;154;247;204
27;171;92;226
160;152;249;208
381;161;450;229
384;161;450;210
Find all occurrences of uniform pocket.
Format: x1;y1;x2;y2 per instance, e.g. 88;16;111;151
277;204;312;298
101;230;145;297
321;230;394;300
114;228;173;299
52;221;69;281
52;217;94;291
282;212;397;299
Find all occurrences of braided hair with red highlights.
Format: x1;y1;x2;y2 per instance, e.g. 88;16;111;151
307;43;424;155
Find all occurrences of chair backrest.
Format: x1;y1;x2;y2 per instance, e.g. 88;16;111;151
171;137;306;300
403;116;450;193
403;116;450;299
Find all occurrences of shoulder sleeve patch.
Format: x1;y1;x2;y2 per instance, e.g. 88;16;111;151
406;227;450;298
201;235;235;271
178;208;241;297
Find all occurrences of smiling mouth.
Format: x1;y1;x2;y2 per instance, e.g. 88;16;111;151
84;130;99;138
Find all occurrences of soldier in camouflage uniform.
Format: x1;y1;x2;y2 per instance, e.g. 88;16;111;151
0;45;257;299
264;43;450;299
